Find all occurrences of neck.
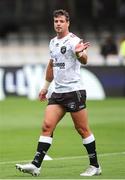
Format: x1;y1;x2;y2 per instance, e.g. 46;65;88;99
57;31;69;39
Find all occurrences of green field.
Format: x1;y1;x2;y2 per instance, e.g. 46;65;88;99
0;97;125;179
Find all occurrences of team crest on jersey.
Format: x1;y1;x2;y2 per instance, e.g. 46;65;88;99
61;46;66;54
55;43;59;47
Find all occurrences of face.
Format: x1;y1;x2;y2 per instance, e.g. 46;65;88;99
54;15;69;35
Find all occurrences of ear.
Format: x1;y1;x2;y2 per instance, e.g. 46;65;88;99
67;21;70;27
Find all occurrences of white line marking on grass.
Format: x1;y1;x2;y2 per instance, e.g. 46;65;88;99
0;179;119;180
0;151;125;165
54;151;125;160
56;151;125;160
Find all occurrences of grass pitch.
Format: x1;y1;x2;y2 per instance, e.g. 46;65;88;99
0;97;125;179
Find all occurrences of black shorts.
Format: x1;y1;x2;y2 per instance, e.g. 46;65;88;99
48;90;86;112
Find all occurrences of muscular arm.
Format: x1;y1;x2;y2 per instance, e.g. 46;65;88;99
45;59;53;82
39;60;53;101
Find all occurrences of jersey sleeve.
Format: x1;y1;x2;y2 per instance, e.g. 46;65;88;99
70;35;81;53
49;39;54;60
49;41;52;59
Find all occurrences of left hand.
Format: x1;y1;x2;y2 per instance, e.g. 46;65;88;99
75;42;90;53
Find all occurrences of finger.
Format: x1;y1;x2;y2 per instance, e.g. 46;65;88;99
84;42;90;46
39;93;47;101
40;98;47;102
83;42;90;49
39;97;47;101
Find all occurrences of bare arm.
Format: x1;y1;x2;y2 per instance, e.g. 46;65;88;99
39;60;53;101
75;41;90;64
45;60;53;82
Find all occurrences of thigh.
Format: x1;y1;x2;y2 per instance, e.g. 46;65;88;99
42;104;66;135
70;109;91;137
71;109;89;128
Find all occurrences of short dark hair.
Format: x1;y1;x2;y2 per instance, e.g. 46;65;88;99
53;9;70;22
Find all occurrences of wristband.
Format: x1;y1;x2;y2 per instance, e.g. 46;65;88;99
76;51;83;59
42;80;51;90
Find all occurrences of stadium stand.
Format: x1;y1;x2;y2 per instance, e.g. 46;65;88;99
0;0;124;66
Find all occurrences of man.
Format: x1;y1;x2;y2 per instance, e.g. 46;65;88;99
16;9;102;177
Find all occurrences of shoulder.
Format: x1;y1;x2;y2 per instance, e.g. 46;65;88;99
69;33;80;40
69;33;80;43
68;33;81;47
49;36;57;46
69;32;77;37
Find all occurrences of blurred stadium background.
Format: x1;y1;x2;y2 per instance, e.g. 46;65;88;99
0;0;125;100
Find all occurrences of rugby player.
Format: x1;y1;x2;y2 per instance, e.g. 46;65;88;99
16;9;102;177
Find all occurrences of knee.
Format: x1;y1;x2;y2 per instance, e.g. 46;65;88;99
42;122;52;133
75;125;91;137
42;121;53;135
